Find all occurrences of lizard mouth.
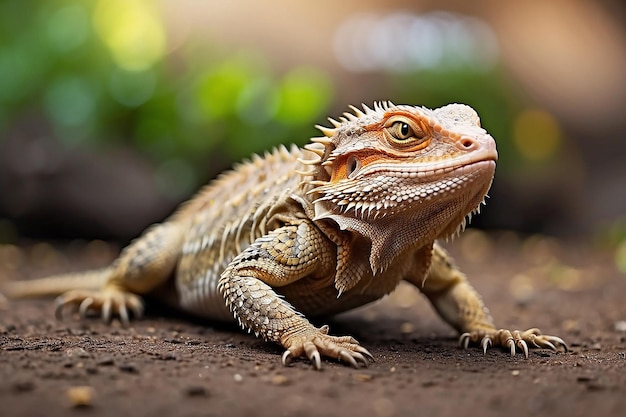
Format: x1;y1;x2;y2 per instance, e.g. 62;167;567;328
357;144;498;180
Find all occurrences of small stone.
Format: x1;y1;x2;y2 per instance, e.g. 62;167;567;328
562;319;580;333
400;322;414;334
271;375;290;386
511;370;520;376
96;357;114;366
65;347;90;359
590;343;602;351
118;363;138;373
353;373;374;382
233;373;243;382
12;380;35;392
66;386;95;408
614;321;626;332
586;383;608;391
373;397;395;417
184;385;208;397
509;274;536;305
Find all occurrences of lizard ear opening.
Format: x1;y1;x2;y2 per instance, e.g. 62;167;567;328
347;156;360;179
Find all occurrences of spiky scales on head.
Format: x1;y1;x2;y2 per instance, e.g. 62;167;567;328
301;101;498;283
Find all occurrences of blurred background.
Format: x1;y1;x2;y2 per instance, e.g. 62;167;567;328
0;0;625;269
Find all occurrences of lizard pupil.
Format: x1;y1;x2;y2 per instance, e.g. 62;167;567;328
400;123;410;137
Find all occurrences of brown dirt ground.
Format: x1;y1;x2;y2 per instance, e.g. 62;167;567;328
1;232;625;417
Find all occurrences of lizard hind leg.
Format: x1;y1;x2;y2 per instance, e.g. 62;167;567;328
55;222;185;326
54;284;144;325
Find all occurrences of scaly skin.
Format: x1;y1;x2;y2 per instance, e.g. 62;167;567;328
1;102;567;369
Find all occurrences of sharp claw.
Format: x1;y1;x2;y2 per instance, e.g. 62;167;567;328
339;350;359;368
507;339;515;356
351;352;368;366
481;337;492;354
78;297;94;318
460;333;470;349
518;340;529;359
102;300;112;323
548;336;568;352
119;304;130;327
541;339;557;352
54;298;65;321
281;350;293;367
311;351;321;370
355;345;374;361
130;302;144;320
546;336;569;352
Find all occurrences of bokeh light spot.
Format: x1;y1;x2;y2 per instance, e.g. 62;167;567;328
615;240;626;275
44;77;96;129
334;11;499;73
93;0;165;71
513;109;562;161
108;67;156;107
276;67;332;125
195;60;253;120
236;77;279;125
46;4;90;52
0;48;27;102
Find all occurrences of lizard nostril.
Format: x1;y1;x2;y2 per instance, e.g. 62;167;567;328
460;138;476;150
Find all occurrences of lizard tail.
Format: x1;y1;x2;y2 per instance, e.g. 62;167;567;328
0;268;111;299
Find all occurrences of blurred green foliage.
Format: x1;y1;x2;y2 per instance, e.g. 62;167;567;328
0;0;565;199
0;0;333;199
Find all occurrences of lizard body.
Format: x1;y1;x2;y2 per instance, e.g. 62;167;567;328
1;102;567;368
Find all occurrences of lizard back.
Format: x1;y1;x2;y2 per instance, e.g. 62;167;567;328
173;145;312;320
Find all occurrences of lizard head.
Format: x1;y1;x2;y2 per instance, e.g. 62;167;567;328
302;102;497;275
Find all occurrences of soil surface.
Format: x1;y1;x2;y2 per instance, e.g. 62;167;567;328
1;232;625;417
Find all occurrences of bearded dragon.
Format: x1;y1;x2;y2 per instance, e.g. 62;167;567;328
1;102;567;369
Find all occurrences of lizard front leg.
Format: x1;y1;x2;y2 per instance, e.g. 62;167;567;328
218;220;372;369
406;243;567;357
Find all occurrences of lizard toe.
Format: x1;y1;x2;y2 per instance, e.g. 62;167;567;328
460;328;567;357
54;289;144;326
281;325;373;370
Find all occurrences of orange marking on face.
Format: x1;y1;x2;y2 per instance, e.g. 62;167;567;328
330;153;384;182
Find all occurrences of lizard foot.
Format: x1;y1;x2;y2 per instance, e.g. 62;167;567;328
459;328;568;358
280;324;373;370
55;288;144;326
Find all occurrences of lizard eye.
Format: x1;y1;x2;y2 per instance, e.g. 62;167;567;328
384;117;428;149
394;122;412;140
